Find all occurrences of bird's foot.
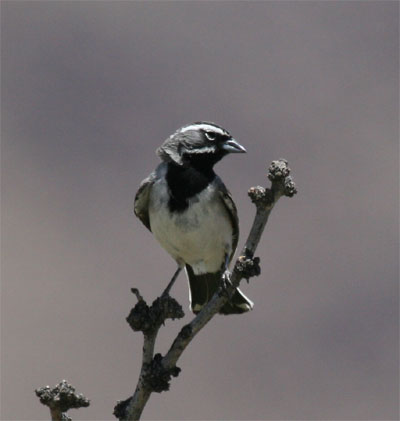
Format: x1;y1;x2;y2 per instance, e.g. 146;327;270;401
219;270;233;297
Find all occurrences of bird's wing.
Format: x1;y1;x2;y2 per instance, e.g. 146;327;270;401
134;172;156;231
214;177;240;261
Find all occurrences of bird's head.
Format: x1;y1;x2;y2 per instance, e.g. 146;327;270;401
157;122;246;168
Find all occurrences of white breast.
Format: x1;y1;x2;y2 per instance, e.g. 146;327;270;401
148;178;233;275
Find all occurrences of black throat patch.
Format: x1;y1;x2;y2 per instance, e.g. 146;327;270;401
166;162;216;212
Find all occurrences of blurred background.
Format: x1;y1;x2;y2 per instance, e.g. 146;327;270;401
1;2;398;420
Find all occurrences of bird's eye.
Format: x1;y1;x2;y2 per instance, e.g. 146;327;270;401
205;132;217;141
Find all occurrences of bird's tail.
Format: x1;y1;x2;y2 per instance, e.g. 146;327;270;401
185;265;253;315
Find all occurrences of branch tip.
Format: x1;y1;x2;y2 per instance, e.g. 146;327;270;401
268;159;297;197
236;255;261;280
248;186;274;207
268;159;290;181
283;175;297;197
151;294;185;321
127;300;151;332
127;294;184;333
35;380;89;420
131;288;144;302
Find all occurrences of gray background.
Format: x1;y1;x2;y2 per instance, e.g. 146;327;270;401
1;1;398;420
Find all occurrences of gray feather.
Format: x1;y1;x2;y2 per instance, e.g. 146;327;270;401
214;176;240;262
134;172;156;231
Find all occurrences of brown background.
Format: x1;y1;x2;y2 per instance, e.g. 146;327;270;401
1;1;398;420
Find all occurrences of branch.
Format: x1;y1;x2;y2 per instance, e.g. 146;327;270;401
35;380;90;421
115;159;297;421
114;291;184;420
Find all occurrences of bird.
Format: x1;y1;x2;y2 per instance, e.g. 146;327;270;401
134;122;253;315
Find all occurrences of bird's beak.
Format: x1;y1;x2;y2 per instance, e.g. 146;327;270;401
222;138;247;153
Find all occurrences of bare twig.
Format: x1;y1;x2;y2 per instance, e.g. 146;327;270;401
35;380;90;421
115;159;297;421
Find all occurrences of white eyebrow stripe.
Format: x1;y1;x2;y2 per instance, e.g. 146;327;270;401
179;123;227;136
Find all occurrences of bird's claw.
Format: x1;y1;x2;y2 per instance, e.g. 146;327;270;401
219;270;233;297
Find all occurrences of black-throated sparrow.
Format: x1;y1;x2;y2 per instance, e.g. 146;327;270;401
134;122;253;315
